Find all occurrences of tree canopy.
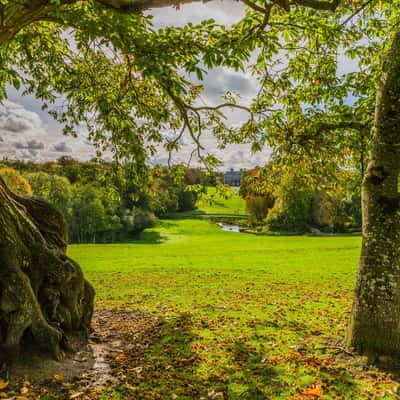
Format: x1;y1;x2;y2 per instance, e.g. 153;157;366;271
2;0;396;176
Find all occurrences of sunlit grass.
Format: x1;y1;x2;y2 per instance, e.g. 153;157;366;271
67;219;397;399
196;187;247;215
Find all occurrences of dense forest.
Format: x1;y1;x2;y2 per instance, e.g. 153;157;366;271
1;156;362;240
0;157;218;243
240;164;362;233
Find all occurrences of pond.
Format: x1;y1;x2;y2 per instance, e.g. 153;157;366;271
217;223;242;233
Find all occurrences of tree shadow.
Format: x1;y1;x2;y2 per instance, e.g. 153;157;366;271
157;220;180;228
99;313;367;399
130;230;166;244
114;314;285;399
118;313;205;399
168;210;207;219
228;340;282;399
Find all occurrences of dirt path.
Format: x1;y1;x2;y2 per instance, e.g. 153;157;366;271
1;309;163;399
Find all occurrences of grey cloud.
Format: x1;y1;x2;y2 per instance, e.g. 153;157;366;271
27;139;45;149
150;155;169;166
0;100;91;162
53;142;72;152
1;117;31;132
4;7;266;169
14;139;45;150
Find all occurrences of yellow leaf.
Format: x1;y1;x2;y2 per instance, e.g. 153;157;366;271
0;382;8;390
54;374;65;382
70;392;84;399
20;387;29;395
302;386;323;397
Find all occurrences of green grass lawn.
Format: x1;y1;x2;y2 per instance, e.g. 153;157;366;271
69;220;398;399
196;187;247;215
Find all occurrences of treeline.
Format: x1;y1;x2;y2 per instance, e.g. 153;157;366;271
240;164;362;233
0;157;216;243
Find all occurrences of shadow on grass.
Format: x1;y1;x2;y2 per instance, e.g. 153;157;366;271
103;313;363;400
114;313;286;399
167;210;207;219
130;230;166;244
228;341;282;399
117;313;204;399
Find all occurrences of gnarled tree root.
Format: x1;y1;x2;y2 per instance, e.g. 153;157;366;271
0;178;94;361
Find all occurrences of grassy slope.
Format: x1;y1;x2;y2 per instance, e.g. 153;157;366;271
69;220;398;399
196;187;247;215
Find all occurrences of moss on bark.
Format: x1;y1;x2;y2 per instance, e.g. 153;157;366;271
346;30;400;361
0;177;94;361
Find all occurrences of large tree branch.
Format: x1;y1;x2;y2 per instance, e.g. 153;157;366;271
96;0;211;12
101;0;343;12
0;0;344;47
290;0;340;11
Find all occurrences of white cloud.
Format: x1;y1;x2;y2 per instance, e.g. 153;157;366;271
148;1;245;28
154;128;271;170
3;5;263;169
0;100;94;162
0;100;45;134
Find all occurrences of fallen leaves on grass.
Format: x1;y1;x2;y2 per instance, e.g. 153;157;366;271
301;382;324;397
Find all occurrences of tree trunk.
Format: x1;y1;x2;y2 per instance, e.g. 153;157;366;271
346;30;400;361
0;178;94;361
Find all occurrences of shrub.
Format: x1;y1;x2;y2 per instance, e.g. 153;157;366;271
0;167;32;196
266;172;313;232
246;194;274;226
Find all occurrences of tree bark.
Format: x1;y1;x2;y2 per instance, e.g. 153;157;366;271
0;0;208;46
0;0;342;47
346;30;400;361
0;178;94;361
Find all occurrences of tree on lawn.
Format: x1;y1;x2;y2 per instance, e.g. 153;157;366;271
1;0;400;362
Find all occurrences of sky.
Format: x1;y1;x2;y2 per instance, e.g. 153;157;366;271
0;1;276;170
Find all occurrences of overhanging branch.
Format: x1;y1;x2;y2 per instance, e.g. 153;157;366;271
290;0;340;11
96;0;211;12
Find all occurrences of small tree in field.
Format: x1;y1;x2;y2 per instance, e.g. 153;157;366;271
266;170;313;233
246;195;274;226
240;167;275;226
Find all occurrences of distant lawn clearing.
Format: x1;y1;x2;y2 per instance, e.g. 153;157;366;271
69;220;398;399
196;187;247;215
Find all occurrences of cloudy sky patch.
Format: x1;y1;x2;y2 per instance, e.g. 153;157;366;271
1;1;355;171
54;142;73;152
0;3;263;169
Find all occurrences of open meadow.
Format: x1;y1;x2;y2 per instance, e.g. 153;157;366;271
5;2;400;399
68;219;400;399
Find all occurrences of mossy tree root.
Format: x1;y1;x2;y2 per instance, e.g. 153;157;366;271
0;178;94;361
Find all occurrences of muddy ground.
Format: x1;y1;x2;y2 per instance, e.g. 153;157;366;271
1;308;163;399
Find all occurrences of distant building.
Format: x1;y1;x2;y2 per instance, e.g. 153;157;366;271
223;169;242;187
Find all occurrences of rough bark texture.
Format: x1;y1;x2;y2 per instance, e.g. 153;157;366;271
0;178;94;361
346;30;400;361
